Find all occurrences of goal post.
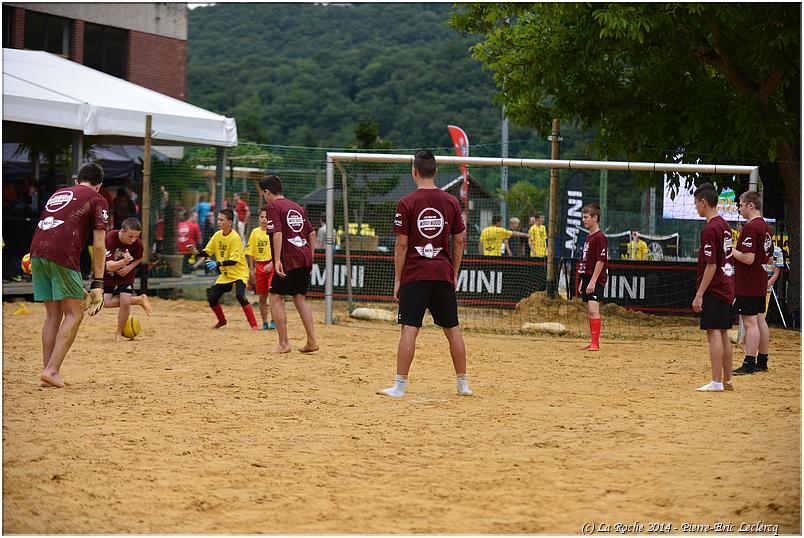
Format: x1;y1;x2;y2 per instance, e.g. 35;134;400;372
323;152;759;325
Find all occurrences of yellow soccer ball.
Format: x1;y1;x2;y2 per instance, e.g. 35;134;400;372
122;316;141;339
21;253;32;275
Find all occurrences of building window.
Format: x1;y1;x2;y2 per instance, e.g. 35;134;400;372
83;23;127;79
24;11;70;55
3;6;14;48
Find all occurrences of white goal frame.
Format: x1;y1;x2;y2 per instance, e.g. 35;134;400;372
323;152;759;324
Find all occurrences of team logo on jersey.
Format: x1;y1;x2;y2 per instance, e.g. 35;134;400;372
394;213;403;227
286;210;304;233
415;243;443;259
764;233;773;256
722;262;735;277
37;216;64;230
742;237;753;248
417;208;444;239
288;236;308;248
45;191;74;213
723;233;733;258
703;244;713;258
102;209;109;224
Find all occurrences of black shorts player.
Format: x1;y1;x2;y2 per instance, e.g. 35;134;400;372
579;274;604;303
397;280;459;328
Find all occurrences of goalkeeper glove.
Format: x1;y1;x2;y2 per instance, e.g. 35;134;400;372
84;279;104;316
205;259;220;271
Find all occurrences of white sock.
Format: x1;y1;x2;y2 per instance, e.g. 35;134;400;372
456;373;474;396
378;375;407;398
696;380;724;392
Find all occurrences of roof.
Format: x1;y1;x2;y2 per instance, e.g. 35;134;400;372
2;48;237;147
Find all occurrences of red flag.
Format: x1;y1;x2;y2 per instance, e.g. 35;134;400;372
447;125;469;214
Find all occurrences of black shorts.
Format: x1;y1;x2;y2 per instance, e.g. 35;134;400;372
270;266;311;296
579;274;605;303
104;283;134;296
700;293;734;330
398;280;459;328
735;295;766;316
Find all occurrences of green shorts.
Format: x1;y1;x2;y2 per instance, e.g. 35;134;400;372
31;257;85;302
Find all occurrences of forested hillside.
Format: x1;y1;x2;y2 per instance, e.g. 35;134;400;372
187;3;537;149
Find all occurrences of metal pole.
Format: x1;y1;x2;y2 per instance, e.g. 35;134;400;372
500;106;509;222
140;115;152;292
546;119;560;298
336;161;354;314
325;157;335;325
599;165;608;226
215;147;225;211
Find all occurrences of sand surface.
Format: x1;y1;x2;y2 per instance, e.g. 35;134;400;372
3;297;800;534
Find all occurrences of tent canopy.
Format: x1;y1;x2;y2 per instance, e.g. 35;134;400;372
3;48;237;147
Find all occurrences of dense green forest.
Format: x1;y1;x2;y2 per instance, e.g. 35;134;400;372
187;3;544;150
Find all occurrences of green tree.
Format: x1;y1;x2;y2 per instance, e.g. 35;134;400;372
498;180;546;223
452;3;801;313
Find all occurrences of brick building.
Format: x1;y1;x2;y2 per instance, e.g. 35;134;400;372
2;3;187;101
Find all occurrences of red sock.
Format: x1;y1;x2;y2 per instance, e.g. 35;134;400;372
590;318;602;348
211;304;226;324
242;303;258;328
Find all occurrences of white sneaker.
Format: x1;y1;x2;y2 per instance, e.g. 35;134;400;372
377;387;405;398
457;380;474;396
696;381;724;392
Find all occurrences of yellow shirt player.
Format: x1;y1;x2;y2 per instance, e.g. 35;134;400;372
195;209;258;329
625;230;649;260
479;216;513;256
528;214;547;257
245;207;276;330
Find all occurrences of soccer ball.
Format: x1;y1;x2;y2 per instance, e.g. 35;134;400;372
20;253;32;275
122;316;141;339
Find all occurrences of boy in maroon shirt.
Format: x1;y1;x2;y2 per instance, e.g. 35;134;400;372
577;203;607;351
377;150;473;398
103;218;152;340
692;183;735;392
732;191;773;375
29;163;109;388
260;175;319;354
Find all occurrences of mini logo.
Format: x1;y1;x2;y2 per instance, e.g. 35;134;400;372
417;208;444;239
286;209;304;233
45;191;74;213
722;262;735;277
38;216;64;230
742;237;753;248
288;236;308;248
703;244;713;257
764;233;773;256
415;244;442;259
101;209;109;223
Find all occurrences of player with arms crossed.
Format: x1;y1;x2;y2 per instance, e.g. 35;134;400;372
378;149;473;398
30;163;109;387
195;209;259;330
246;206;276;331
691;183;735;392
732;191;774;375
260;175;319;353
577;203;608;351
103;217;152;339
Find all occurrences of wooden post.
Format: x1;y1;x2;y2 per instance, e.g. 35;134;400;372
140;114;152;292
546;119;561;298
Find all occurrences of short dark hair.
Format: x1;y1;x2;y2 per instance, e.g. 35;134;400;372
693;183;718;208
413;149;437;179
121;217;141;231
78;163;104;185
259;206;268;215
582;203;601;222
259;175;283;195
492;215;502;225
739;190;763;211
535;212;544;219
220;208;234;221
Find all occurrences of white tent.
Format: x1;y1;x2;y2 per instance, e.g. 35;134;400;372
3;48;237;147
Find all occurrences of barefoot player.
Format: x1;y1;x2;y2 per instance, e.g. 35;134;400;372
195;209;259;329
103;217;152;339
260;175;319;353
577;203;607;351
246;207;276;330
377;149;473;398
30;163;109;388
692;183;735;392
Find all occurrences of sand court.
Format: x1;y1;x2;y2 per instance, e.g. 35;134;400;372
2;297;800;534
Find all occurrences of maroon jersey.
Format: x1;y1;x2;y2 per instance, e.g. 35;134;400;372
394;188;465;284
104;230;144;286
578;230;608;284
265;198;314;271
30;185;109;272
735;217;771;297
696;215;735;303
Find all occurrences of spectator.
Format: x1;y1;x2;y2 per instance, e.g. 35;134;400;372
507;217;527;256
112;188;137;229
176;211;202;255
625;229;649;260
479;215;527;256
315;215;327;250
528;213;547;258
194;194;212;225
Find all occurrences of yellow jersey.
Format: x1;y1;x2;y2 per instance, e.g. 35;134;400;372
528;224;547;257
480;226;513;256
204;230;249;284
246;227;273;262
625;239;649;260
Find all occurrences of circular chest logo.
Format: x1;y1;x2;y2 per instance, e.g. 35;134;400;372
45;190;74;213
286;209;304;233
417;208;445;239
